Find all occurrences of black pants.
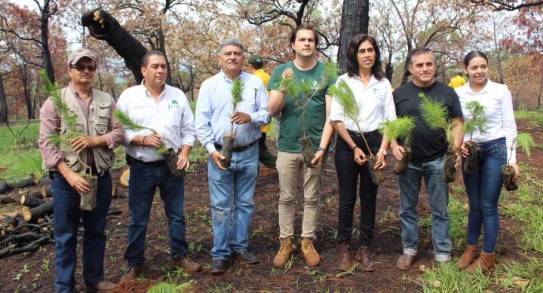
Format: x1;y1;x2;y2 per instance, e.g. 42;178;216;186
335;130;382;246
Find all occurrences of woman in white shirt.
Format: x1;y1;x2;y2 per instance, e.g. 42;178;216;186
455;50;518;273
329;34;396;272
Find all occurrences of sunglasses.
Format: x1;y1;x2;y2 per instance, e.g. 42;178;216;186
70;64;96;72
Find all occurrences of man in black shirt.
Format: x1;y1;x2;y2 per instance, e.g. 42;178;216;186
391;48;463;270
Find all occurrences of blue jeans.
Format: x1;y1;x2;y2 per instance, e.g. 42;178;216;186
124;160;187;267
52;171;112;293
399;156;452;257
208;144;259;260
462;137;506;253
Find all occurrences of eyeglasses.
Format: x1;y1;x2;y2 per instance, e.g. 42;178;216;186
70;64;96;72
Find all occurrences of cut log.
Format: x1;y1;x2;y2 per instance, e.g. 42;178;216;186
21;200;53;223
0;195;16;204
20;193;45;208
119;169;129;188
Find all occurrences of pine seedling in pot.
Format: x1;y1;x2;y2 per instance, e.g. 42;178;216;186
462;101;487;175
279;62;338;166
418;91;457;183
380;116;416;174
42;70;97;211
113;110;184;177
329;79;384;185
220;78;244;168
502;133;534;191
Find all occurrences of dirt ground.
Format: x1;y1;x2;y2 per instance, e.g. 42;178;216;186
1;120;542;292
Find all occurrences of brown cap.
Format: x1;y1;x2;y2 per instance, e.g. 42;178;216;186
68;48;97;66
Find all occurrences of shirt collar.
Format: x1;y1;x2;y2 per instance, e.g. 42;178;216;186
220;70;246;83
465;79;493;94
68;82;93;100
141;79;166;99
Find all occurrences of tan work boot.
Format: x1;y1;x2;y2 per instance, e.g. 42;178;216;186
273;237;295;268
357;246;376;272
86;280;117;292
336;242;352;271
300;238;320;267
396;253;415;271
465;251;495;273
457;245;479;270
175;256;202;273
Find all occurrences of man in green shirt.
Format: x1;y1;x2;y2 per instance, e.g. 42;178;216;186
268;24;336;268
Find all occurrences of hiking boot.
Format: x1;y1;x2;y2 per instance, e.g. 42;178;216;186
465;251;495;273
336;242;352;271
357;246;376;272
210;259;228;275
273;237;295;268
300;238;320;267
174;256;202;273
86;280;117;292
120;265;145;282
457;245;479;270
396;253;415;271
235;250;259;264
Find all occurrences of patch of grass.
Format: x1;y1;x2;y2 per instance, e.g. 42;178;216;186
147;280;194;293
515;110;543;125
187;143;207;172
0;122;43;183
421;262;490;292
495;258;543;292
420;193;467;250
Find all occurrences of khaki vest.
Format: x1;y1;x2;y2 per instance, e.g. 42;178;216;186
58;87;115;174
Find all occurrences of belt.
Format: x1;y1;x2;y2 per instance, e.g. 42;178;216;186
126;155;166;167
347;129;381;138
214;139;258;153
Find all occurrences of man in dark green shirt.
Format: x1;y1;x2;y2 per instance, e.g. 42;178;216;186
268;24;336;268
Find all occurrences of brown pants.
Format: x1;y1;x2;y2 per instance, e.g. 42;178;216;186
276;151;323;239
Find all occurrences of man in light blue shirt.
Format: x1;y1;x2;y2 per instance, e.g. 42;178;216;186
195;39;269;275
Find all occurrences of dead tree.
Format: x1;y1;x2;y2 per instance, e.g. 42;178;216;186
337;0;370;73
81;9;147;83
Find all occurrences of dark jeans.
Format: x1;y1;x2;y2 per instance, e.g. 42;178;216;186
52;171;112;293
462;137;506;253
124;159;187;267
335;130;381;247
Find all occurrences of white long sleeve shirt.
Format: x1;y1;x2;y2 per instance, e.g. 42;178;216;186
117;83;196;162
456;80;517;163
329;73;396;132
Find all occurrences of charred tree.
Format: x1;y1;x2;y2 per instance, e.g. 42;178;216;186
0;72;7;123
337;0;370;73
81;9;148;83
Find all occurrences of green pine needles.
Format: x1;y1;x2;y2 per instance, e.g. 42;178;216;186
231;78;244;112
463;101;487;140
418;91;453;144
515;133;535;158
113;109;167;154
381;116;416;146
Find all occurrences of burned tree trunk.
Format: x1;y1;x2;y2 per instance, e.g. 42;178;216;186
0;72;7;123
81;9;148;83
20;193;45;208
21;200;53;223
337;0;370;73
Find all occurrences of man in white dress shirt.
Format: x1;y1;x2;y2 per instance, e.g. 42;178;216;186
195;39;269;275
117;50;201;280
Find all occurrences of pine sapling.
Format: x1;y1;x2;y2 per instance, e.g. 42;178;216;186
463;101;487;174
502;133;534;191
41;70;97;210
113;110;183;176
418;92;457;183
279;62;338;166
329;79;383;185
380;116;416;174
221;78;244;168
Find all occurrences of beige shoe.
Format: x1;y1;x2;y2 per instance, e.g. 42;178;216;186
396;253;415;271
300;238;320;267
465;251;495;273
175;256;202;273
336;242;352;271
457;245;479;270
86;280;117;292
272;237;295;268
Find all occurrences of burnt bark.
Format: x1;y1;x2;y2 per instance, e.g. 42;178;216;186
337;0;370;73
81;9;148;83
0;72;7;123
38;0;56;83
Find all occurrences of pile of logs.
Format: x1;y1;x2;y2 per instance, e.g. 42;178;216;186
1;192;54;258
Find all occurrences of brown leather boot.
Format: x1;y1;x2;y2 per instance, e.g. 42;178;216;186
300;238;320;267
457;245;479;270
273;237;295;268
120;265;145;282
465;251;495;273
357;246;376;272
175;256;202;273
336;242;352;271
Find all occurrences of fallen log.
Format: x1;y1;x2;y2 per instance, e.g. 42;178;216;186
0;231;43;247
0;235;51;258
20;193;45;208
21;200;53;223
0;195;16;204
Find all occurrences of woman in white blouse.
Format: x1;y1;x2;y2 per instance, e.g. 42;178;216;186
329;34;396;271
455;50;518;273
